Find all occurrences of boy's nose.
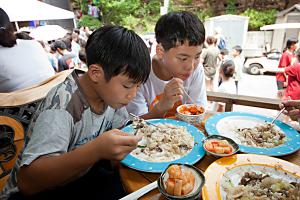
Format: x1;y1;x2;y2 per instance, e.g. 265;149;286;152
186;59;196;71
127;88;137;100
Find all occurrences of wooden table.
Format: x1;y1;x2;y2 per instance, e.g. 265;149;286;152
119;114;300;200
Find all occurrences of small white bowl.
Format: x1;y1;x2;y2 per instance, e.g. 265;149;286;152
176;104;205;125
202;135;239;158
158;163;205;200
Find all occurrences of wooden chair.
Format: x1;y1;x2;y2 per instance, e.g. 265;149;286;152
0;116;24;191
0;70;73;191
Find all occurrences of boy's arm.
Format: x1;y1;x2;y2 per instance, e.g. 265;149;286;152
127;80;183;119
17;111;140;195
260;67;285;74
141;78;184;119
18;129;140;195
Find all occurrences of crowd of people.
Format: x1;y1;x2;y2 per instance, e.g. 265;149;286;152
0;8;90;93
1;6;300;200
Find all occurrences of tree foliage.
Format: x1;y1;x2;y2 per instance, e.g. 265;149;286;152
241;9;276;31
78;15;102;30
74;0;277;33
99;0;161;33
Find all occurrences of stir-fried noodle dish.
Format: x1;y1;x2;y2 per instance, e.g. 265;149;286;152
223;172;300;200
131;118;194;162
234;123;285;148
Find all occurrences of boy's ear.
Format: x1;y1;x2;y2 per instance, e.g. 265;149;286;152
87;64;105;83
156;43;165;59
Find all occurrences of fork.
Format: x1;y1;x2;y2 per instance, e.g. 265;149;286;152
129;113;159;128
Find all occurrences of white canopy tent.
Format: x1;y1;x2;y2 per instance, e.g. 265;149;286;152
0;0;75;30
260;23;300;31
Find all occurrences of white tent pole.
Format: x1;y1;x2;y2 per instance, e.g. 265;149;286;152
73;18;77;29
15;21;19;31
164;0;169;11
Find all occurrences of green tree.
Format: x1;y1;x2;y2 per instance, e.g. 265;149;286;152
241;9;276;30
225;0;237;15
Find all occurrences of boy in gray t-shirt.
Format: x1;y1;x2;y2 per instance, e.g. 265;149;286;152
2;25;151;200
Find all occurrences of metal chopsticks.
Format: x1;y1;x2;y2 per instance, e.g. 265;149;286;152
271;107;285;124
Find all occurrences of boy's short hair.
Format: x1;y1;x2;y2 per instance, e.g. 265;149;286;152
220;48;229;55
85;25;151;84
206;36;215;45
232;45;242;54
155;11;205;51
53;40;67;51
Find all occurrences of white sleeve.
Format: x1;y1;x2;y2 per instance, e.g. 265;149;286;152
126;85;149;116
187;65;207;108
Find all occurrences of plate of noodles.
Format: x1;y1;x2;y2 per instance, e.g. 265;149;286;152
205;112;300;156
202;154;300;200
121;118;206;172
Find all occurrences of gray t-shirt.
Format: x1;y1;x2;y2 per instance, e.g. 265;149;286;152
1;70;129;199
201;46;220;78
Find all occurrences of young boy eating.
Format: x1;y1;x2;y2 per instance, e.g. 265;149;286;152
127;11;207;119
2;25;151;200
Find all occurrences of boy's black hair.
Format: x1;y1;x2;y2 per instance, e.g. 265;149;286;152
155;11;205;51
62;36;72;52
53;40;67;51
286;38;298;49
85;25;151;84
220;48;229;55
232;45;242;54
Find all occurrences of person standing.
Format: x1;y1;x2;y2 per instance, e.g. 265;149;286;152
201;36;220;91
231;45;244;94
276;38;298;98
213;60;236;112
261;48;300;101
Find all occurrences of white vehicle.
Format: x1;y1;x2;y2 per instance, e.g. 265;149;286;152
244;51;281;75
244;23;300;75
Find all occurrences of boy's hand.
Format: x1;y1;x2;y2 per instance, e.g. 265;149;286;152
281;100;300;121
95;129;142;161
157;78;184;112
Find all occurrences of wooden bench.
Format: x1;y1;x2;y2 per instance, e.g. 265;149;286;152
207;91;281;112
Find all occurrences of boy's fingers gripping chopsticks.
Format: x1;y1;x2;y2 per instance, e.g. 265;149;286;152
114;130;142;147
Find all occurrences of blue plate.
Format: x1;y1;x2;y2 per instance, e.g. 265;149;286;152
121;118;206;172
205;112;300;156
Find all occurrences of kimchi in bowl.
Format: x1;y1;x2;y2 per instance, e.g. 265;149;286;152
176;104;205;125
